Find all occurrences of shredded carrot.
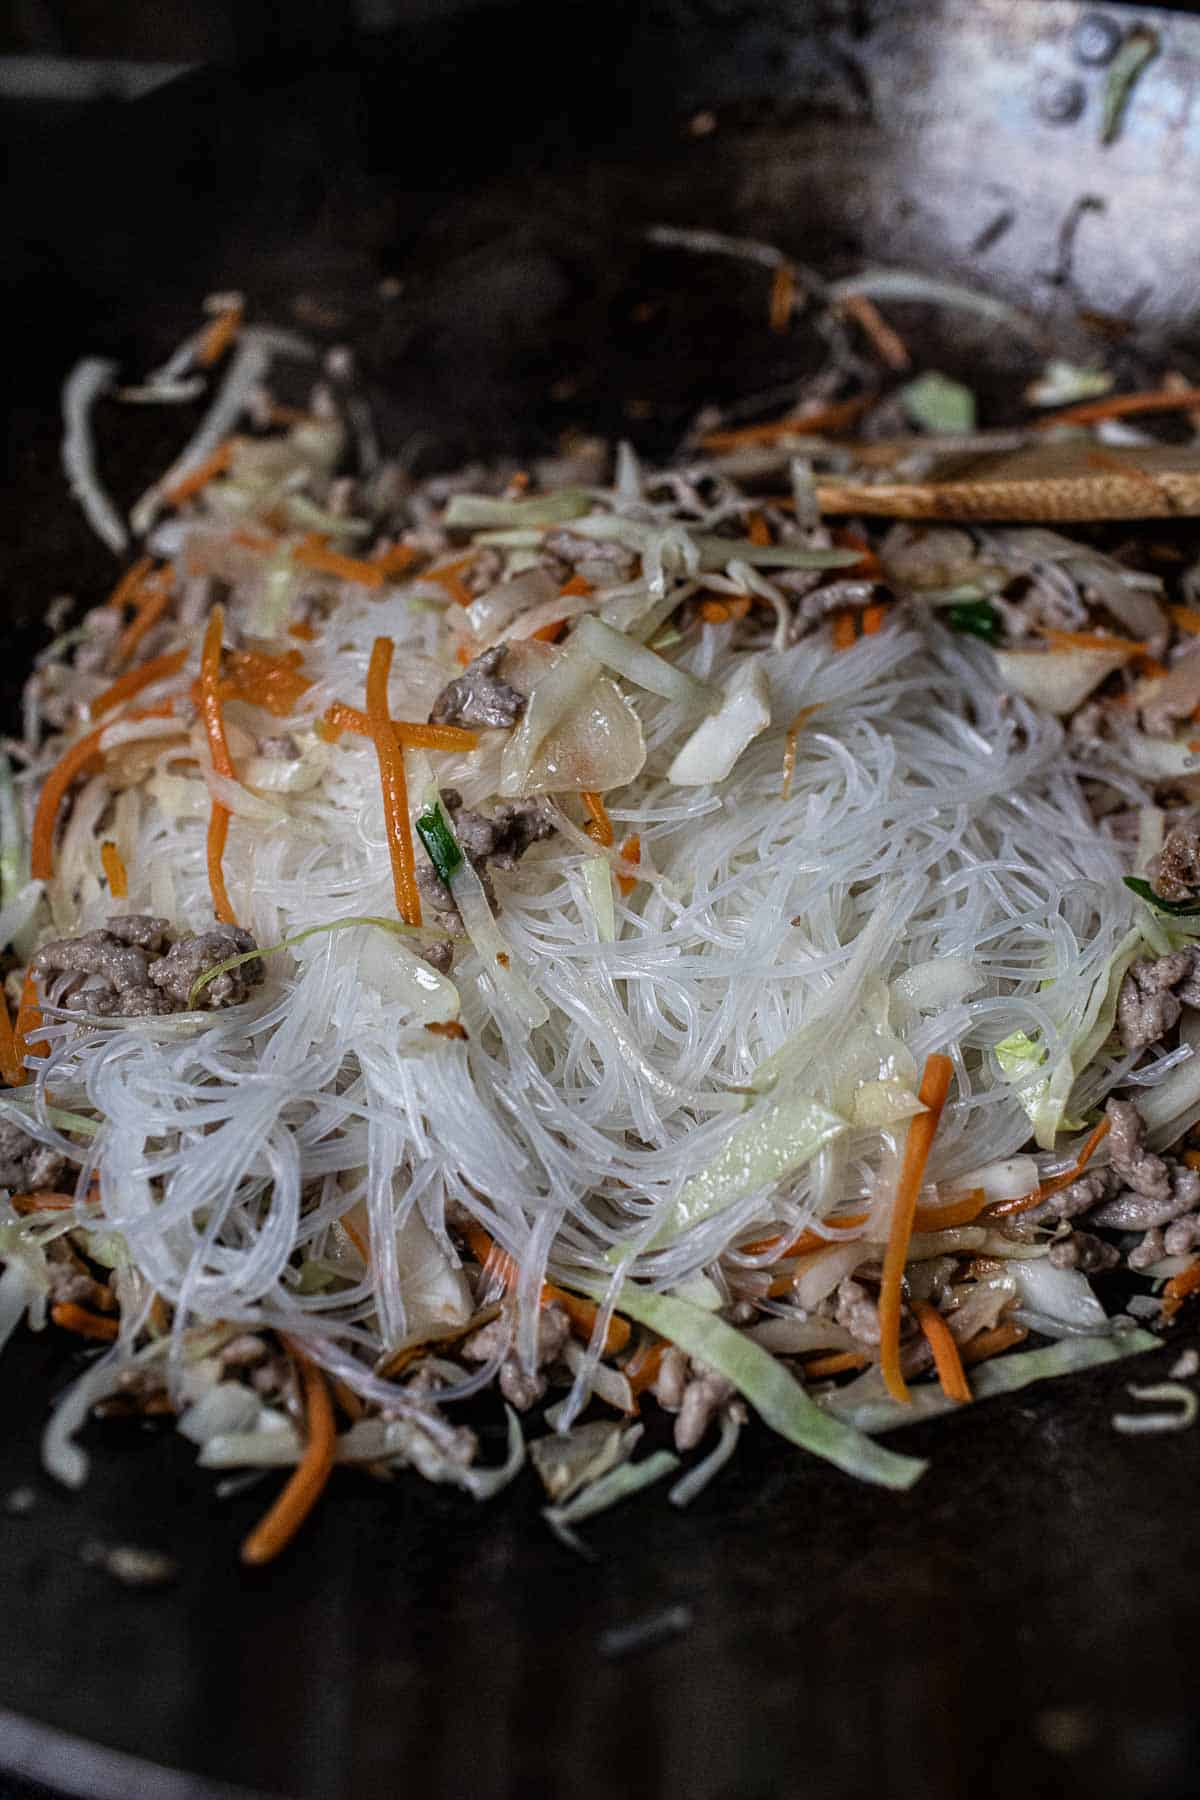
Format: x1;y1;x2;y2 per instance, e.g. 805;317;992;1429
317;701;479;753
1170;605;1200;637
221;648;312;717
699;393;874;452
199;605;238;926
339;1211;370;1263
1160;1260;1200;1322
165;441;236;509
769;260;796;334
623;1338;666;1397
105;555;155;612
559;573;593;598
425;555;475;607
746;510;771;547
616;834;641;897
330;1376;367;1422
1184;1150;1200;1172
532;621;567;643
913;1301;972;1404
9;1192;93;1214
1039;626;1147;660
91;647;188;718
455;643;474;666
288;619;318;641
0;984;23;1086
581;790;614;848
801;1350;869;1380
879;1052;954;1404
1035;386;1200;430
425;1020;469;1040
831;526;885;579
293;535;386;588
700;599;731;624
241;1337;336;1566
861;602;889;636
838;291;911;371
986;1115;1111;1219
743;1187;988;1265
50;1302;119;1343
195;299;243;366
465;1223;630;1356
30;722;103;881
100;840;128;898
960;1320;1028;1366
366;637;422;927
781;703;822;802
832;610;858;651
111;564;174;669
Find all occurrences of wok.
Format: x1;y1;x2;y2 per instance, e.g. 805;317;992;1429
3;4;1200;1795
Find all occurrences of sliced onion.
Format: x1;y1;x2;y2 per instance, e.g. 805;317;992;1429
668;657;770;785
500;639;645;796
1004;1257;1108;1332
448;851;549;1029
992;646;1131;716
574;614;711;709
466;567;559;644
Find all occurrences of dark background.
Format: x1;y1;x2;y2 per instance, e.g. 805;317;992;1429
5;3;1200;1797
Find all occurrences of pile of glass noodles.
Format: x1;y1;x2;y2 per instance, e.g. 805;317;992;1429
2;312;1191;1562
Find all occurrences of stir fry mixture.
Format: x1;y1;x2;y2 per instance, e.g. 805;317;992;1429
7;283;1200;1562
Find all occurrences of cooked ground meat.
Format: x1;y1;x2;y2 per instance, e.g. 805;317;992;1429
541;529;638;585
149;927;265;1009
834;1277;883;1346
1128;1227;1167;1271
0;1119;68;1194
1116;949;1200;1052
674;1361;736;1452
1152;822;1200;904
428;646;525;730
787;580;892;641
651;1345;689;1412
462;1303;570;1412
1022;1165;1121;1225
1048;1230;1120;1272
415;791;555;920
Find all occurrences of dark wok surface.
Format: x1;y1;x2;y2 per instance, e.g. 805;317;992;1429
5;6;1200;1795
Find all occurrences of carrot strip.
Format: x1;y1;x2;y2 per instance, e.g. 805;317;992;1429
986;1115;1111;1220
1035;387;1200;430
831;526;885;579
700;599;731;624
801;1350;869;1380
9;1192;95;1214
112;566;174;669
913;1301;972;1403
747;510;771;547
616;834;641;897
1160;1260;1200;1322
293;536;386;588
623;1338;666;1397
241;1338;336;1566
959;1320;1028;1366
532;621;566;643
559;573;593;599
700;393;874;452
742;1187;988;1265
425;555;475;607
879;1052;955;1404
105;555;155;612
1183;1150;1200;1173
861;602;889;636
832;611;858;651
289;620;318;641
165;441;235;509
0;984;23;1086
339;1211;370;1264
1040;627;1147;660
366;637;422;927
769;261;796;335
373;543;420;578
15;975;51;1067
91;647;189;719
465;1223;630;1356
1170;605;1200;638
838;292;911;371
317;702;479;754
31;723;105;881
195;300;243;367
581;790;614;847
50;1302;118;1343
781;703;822;802
199;605;238;926
100;841;128;898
